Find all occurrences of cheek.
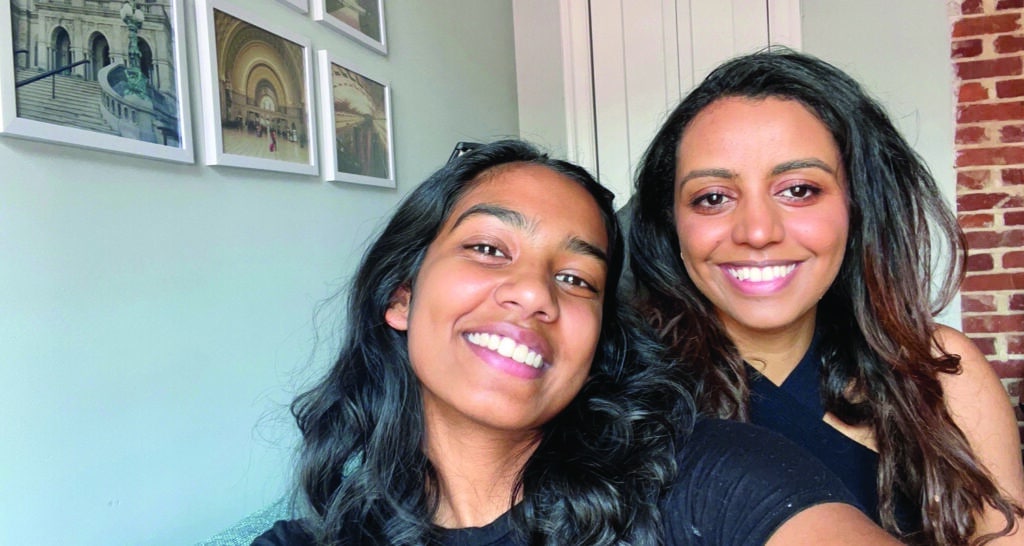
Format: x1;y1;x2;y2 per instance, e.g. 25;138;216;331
675;213;724;263
789;209;850;257
561;303;602;369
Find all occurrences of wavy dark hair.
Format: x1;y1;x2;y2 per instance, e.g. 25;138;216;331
629;49;1022;545
293;139;693;545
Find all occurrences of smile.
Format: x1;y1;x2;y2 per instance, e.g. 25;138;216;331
724;263;797;283
466;332;546;369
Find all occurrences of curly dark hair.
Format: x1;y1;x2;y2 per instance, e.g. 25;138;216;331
629;49;1023;546
293;139;694;545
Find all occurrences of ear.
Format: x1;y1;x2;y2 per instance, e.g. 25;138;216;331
384;285;411;331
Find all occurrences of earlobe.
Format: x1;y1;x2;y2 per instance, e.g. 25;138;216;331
384;285;411;331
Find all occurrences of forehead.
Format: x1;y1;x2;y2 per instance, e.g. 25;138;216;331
438;164;610;256
682;97;832;145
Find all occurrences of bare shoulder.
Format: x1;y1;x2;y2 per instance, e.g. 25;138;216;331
932;324;1024;539
766;503;900;545
931;324;1008;406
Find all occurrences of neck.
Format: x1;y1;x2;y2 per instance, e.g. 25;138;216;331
423;414;540;529
723;309;817;385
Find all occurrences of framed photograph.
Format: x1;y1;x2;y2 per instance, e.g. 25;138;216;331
317;50;394;187
312;0;387;55
0;0;193;163
194;0;317;175
275;0;308;14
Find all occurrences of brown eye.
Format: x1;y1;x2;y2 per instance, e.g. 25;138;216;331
467;244;506;258
555;272;599;294
777;184;822;201
692;192;728;207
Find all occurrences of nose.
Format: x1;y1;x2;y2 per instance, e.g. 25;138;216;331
494;265;560;322
731;194;785;248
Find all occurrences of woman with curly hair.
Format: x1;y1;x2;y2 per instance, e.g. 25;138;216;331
628;50;1024;545
251;139;896;545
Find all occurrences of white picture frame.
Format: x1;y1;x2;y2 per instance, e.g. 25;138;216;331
317;50;394;187
194;0;318;175
0;0;194;163
312;0;387;55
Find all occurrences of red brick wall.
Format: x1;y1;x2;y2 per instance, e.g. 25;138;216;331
952;0;1024;442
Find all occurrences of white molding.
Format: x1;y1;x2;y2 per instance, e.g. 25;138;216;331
768;0;802;50
559;0;597;176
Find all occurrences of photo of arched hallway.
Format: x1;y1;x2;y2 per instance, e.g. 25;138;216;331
214;7;310;165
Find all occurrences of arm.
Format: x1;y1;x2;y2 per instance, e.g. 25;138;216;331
766;503;901;545
664;418;900;545
935;325;1024;542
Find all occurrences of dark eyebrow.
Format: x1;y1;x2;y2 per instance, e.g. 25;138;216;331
450;203;608;264
567;237;608;264
678;168;734;186
678;158;836;187
771;158;836;176
451;204;529;231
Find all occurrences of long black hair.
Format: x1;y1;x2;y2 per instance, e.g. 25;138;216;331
629;49;1022;545
293;139;693;545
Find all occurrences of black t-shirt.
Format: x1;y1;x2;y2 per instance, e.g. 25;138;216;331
252;418;854;546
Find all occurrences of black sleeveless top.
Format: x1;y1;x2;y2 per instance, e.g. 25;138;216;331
747;331;921;534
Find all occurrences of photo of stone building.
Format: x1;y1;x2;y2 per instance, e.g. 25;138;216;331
8;0;183;147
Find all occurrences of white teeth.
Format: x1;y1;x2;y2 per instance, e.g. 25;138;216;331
466;332;545;368
728;264;796;282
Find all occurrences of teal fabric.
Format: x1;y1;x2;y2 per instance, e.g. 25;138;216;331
197;496;294;546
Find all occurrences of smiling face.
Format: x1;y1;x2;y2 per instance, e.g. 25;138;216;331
674;97;849;342
385;163;608;439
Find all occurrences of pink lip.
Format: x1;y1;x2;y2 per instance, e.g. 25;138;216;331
718;261;800;296
463;323;552;380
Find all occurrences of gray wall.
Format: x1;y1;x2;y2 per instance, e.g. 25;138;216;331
0;1;518;544
800;0;959;325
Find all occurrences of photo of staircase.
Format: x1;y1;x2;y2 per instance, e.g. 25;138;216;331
15;67;117;136
6;0;186;155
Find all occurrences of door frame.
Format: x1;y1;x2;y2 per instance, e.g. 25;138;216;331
557;0;801;177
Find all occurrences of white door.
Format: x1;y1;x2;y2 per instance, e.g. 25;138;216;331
578;0;800;204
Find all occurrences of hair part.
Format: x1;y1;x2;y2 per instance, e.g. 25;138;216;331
629;49;1021;545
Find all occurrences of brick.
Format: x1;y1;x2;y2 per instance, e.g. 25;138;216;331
953;14;1022;38
1008;211;1024;225
959;82;990;103
957;146;1024;166
958;192;1012;210
971;335;998;355
1007;377;1023;398
953;38;985;59
1002;124;1024;142
965;228;1024;248
1003;168;1024;184
958;101;1024;123
1010;334;1024;354
959;212;995;228
962;313;1024;332
963;293;998;312
959;125;989;144
963;271;1024;291
959;169;992;189
999;79;1024;98
996;34;1024;54
962;0;983;13
968;252;996;271
997;0;1024;9
990;360;1024;379
1007;250;1024;267
956;57;1024;80
1012;293;1024;310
